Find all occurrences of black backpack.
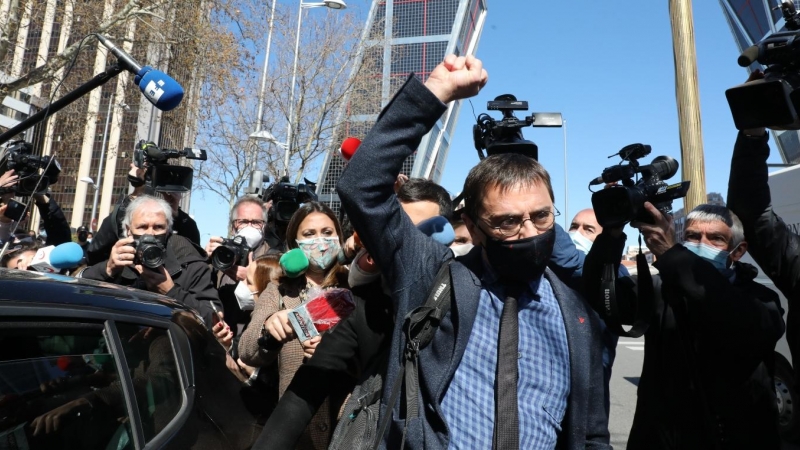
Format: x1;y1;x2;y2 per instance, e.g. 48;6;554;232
328;260;454;450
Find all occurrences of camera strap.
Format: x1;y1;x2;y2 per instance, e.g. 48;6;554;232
600;242;654;338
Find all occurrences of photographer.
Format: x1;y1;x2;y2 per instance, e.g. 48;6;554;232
80;195;220;327
88;162;201;265
205;195;272;333
0;169;71;248
584;202;783;448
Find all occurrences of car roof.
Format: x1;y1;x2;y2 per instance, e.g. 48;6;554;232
0;268;193;320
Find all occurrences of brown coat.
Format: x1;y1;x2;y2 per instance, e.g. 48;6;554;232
238;281;334;450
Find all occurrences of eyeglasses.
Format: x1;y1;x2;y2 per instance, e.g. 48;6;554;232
481;208;561;237
233;219;266;228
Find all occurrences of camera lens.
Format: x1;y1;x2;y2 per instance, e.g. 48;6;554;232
138;243;165;269
212;245;239;271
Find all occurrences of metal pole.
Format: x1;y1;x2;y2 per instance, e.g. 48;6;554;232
250;0;278;174
284;2;305;178
563;118;568;229
669;0;706;212
92;93;114;231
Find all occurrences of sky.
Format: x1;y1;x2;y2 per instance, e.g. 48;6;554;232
190;0;784;247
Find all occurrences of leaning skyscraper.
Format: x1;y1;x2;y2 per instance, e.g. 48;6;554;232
719;0;800;164
316;0;487;214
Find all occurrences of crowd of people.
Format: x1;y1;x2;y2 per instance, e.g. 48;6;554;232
1;54;799;449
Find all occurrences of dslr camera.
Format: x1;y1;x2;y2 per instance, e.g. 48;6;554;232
472;94;563;161
726;1;800;130
590;143;690;228
211;235;251;271
1;141;61;196
247;172;318;224
133;140;207;192
132;234;166;269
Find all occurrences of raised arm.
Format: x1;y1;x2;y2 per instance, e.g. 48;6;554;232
728;130;800;300
337;55;487;294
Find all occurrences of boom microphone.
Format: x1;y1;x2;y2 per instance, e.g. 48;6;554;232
416;216;455;246
339;137;361;161
95;34;184;111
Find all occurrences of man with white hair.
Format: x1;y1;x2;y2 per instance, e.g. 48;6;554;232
583;202;784;448
81;195;220;327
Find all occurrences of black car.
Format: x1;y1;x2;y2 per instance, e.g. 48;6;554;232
0;269;261;449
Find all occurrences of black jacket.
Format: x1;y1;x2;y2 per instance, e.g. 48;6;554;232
728;130;800;372
88;198;200;265
81;234;220;328
584;232;784;449
253;280;391;449
35;196;71;246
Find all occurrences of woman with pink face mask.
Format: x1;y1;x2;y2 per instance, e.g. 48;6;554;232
238;201;348;449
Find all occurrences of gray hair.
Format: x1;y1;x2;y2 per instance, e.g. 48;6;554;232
686;204;745;249
230;195;268;227
122;195;174;234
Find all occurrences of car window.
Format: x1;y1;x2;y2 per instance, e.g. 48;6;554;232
0;322;134;450
115;323;182;443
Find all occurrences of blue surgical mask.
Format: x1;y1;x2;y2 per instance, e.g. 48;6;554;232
682;242;731;271
569;231;593;255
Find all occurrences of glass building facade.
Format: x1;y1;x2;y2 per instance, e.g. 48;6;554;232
316;0;488;214
719;0;800;164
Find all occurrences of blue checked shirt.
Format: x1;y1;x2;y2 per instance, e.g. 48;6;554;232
440;270;571;449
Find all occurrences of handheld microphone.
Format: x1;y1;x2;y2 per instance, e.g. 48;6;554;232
95;34;184;111
280;248;309;278
416;216;455;246
287;288;356;341
30;242;84;272
339;137;361;161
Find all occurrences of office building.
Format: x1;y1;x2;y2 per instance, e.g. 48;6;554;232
316;0;488;214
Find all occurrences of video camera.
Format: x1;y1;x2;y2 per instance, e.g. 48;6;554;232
247;171;318;223
472;94;563;161
726;1;800;130
133;140;207;192
0;141;61;196
590;143;690;228
211;235;251;271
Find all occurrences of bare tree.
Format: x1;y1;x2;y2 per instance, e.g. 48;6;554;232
192;1;382;208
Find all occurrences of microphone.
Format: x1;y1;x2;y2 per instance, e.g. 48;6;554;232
29;242;84;272
280;248;309;278
287;288;356;341
416;216;455;246
738;45;760;67
95;34;184;111
339;137;361;161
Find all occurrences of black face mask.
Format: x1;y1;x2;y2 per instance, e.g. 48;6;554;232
477;225;556;285
128;174;145;188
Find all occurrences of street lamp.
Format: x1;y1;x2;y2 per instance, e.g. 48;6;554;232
91;95;129;231
248;0;279;174
79;177;98;230
250;129;288;149
284;0;347;177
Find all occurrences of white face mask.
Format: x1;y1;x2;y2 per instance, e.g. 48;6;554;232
450;243;474;257
237;226;263;249
569;231;594;255
234;281;259;311
347;249;381;288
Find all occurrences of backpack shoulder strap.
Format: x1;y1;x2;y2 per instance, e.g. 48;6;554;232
373;259;454;450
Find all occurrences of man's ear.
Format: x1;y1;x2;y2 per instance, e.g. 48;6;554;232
730;241;748;263
461;212;483;247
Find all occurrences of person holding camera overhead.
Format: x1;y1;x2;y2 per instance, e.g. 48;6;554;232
80;195;221;328
583;202;783;449
238;201;349;450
